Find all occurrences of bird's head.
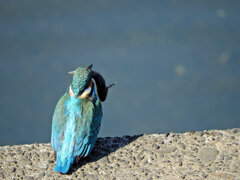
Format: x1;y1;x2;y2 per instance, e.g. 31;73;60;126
68;64;93;98
68;64;116;101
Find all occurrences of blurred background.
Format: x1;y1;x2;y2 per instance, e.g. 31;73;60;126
0;0;239;145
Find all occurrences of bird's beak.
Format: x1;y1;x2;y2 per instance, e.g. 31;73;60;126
88;64;93;70
68;71;75;75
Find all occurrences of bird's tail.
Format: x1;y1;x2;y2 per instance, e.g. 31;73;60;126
55;119;76;174
55;150;75;174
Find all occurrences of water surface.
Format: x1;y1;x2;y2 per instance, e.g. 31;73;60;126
0;0;239;145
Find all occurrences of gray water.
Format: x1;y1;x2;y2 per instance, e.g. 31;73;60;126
0;0;239;145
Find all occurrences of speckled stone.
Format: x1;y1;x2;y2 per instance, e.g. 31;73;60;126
198;147;219;162
23;176;34;180
38;162;48;170
0;128;239;179
19;157;32;165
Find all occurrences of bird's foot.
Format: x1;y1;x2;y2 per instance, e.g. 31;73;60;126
54;151;57;161
76;156;82;164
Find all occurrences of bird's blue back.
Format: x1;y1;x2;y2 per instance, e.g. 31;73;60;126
51;85;102;174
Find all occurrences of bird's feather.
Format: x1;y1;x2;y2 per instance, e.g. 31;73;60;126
51;86;102;174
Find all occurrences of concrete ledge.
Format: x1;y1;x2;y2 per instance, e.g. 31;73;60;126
0;128;239;179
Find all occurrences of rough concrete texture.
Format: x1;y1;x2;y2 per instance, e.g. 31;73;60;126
0;128;239;180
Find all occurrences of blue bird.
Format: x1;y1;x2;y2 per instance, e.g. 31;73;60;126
51;64;115;174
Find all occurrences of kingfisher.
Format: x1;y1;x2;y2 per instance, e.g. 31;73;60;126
51;64;115;174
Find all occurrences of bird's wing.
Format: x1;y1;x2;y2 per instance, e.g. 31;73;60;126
51;94;69;151
74;100;102;157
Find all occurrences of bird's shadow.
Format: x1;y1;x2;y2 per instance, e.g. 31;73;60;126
67;134;142;174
